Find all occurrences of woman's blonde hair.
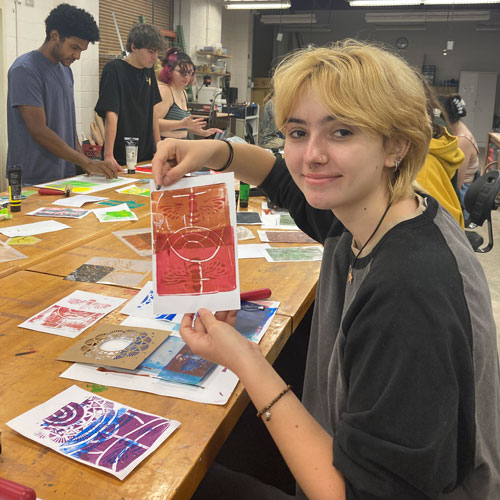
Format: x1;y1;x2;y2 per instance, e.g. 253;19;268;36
272;39;432;203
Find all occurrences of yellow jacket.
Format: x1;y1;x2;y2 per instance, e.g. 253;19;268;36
416;130;465;229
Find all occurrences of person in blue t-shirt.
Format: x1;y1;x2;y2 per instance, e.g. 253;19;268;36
6;3;122;185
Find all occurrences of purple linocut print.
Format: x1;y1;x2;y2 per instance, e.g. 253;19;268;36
36;396;172;473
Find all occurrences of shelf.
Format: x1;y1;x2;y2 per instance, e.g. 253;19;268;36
195;71;231;77
196;51;231;58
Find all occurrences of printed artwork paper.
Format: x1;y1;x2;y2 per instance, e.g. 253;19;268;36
36;175;135;194
98;200;145;209
26;206;90;219
260;213;299;230
6;236;42;246
116;185;151;197
113;228;152;257
7;385;180;480
18;290;127;338
93;203;138;223
61;300;279;405
264;246;324;263
151;174;240;314
65;257;151;288
120;282;179;323
257;230;316;244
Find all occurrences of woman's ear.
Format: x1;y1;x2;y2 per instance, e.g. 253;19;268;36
384;137;411;168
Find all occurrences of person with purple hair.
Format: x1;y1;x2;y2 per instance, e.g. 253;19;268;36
156;47;221;139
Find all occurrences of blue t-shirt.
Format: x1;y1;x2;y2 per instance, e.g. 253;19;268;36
7;50;78;185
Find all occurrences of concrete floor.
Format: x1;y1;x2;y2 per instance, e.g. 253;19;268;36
470;208;500;349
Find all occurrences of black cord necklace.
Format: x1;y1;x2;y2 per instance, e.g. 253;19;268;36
347;202;392;284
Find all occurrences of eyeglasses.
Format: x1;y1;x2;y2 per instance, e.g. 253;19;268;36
174;69;195;77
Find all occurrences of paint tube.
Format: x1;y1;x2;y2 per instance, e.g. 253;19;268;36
7;165;22;212
239;181;249;209
124;137;139;174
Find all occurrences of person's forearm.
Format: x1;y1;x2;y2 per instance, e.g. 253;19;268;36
207;141;276;187
159;118;187;134
153;111;161;146
28;125;90;170
457;156;469;189
104;112;118;161
237;351;345;500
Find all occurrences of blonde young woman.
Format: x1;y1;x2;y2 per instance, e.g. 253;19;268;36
156;47;220;139
153;41;500;499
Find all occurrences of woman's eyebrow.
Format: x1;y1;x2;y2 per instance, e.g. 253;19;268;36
286;116;337;125
286;117;307;125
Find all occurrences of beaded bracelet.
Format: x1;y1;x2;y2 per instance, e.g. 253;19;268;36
211;139;234;172
256;385;292;422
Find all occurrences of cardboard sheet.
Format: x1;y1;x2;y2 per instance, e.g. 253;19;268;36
57;323;170;370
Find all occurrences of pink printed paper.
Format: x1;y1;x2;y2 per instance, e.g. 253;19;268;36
151;175;240;314
18;290;127;338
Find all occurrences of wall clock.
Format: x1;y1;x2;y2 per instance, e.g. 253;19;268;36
396;37;409;49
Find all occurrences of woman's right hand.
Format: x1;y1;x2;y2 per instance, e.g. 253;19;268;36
152;138;226;188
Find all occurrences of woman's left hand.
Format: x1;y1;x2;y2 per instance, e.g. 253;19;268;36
179;308;261;373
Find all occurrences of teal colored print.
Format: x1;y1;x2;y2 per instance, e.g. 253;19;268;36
99;200;144;209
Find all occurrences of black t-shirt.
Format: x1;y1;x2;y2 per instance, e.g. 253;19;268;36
260;158;500;499
95;59;161;165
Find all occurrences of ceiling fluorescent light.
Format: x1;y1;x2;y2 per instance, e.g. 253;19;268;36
224;1;291;9
475;23;500;29
261;14;317;23
425;0;500;3
352;0;500;4
365;10;490;22
375;24;427;29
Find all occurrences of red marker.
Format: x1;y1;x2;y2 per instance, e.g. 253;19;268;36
0;478;36;500
240;288;272;301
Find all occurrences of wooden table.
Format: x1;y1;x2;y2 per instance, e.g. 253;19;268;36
0;271;292;500
0;175;151;278
0;178;321;499
28;221;320;330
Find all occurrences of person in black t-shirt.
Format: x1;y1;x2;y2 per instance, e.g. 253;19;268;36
95;23;163;167
151;41;500;499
